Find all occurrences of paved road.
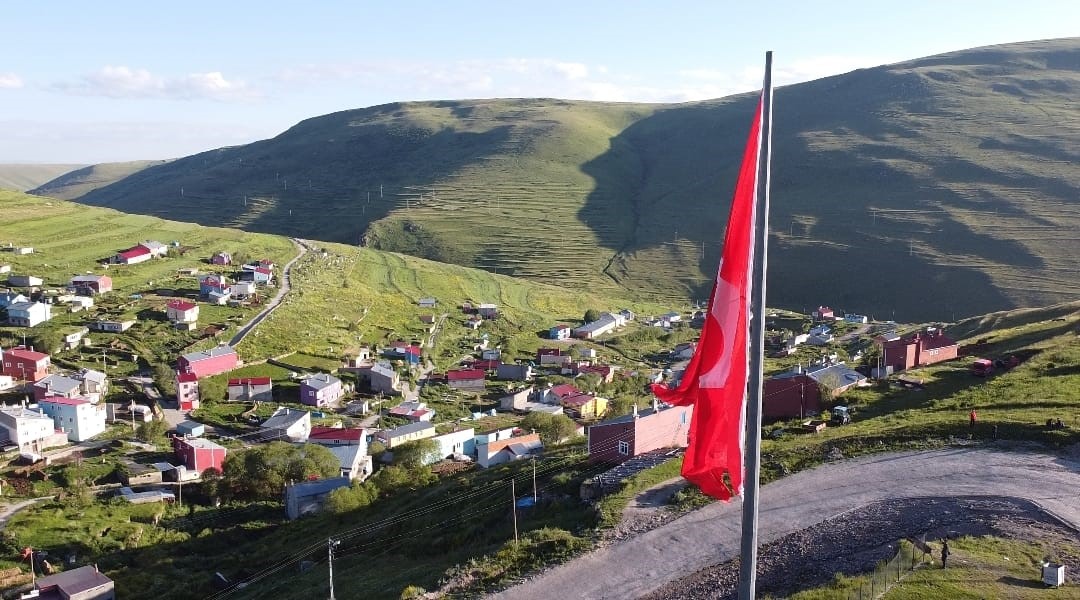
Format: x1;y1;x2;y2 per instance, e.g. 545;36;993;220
490;447;1080;600
229;237;308;347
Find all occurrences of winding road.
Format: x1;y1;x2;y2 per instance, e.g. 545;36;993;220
228;237;308;347
490;446;1080;600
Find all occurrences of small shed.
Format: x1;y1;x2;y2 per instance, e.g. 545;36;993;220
176;421;205;437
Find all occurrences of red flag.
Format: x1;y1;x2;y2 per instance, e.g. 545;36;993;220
651;94;763;500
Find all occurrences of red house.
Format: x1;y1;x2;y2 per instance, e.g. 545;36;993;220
1;346;51;382
69;274;113;295
762;373;822;420
175;371;200;411
813;306;835;321
115;246;152;265
172;436;227;474
587;402;693;463
447;368;486;391
881;328;958;372
177;345;238;379
308;426;366;446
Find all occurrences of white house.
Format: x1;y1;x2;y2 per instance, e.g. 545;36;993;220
38;397;107;442
166;300;200;323
7;275;43;287
139;240;169;258
429;428;476;463
328;445;373;481
7;301;51;327
260;407;311;442
0;406;67;452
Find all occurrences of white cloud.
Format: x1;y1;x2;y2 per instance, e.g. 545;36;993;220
50;66;259;101
269;54;898;106
0;73;23;89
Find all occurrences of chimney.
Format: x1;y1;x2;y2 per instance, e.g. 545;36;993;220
651;398;659;412
632;404;639;418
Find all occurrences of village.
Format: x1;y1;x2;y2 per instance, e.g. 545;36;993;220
0;237;1043;598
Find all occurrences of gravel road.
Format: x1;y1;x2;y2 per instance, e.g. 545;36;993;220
489;445;1080;600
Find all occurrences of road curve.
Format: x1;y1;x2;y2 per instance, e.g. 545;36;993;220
229;237;308;347
489;447;1080;600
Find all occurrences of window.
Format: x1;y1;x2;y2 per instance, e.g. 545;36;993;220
618;441;630;455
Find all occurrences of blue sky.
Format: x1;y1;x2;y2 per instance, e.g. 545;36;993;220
1;1;1075;163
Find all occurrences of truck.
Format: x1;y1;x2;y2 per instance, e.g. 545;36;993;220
971;358;993;377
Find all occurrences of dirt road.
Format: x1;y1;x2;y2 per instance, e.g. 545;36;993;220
489;446;1080;600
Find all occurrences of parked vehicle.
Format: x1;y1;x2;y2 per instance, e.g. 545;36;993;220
830;406;851;425
971;358;993;377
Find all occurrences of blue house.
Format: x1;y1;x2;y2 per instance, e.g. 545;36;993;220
549;325;571;340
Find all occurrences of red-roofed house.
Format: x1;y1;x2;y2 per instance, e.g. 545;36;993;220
881;328;958;372
227;377;273;402
388;401;434;422
477;432;542;468
0;346;50;382
447;368;486;391
559;392;608;419
542;383;581;404
176;371;200;410
813;306;835;321
177;345;238;379
166;299;200;323
114;245;152;265
308;426;366;446
575;364;617;384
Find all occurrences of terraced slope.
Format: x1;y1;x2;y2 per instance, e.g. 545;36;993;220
36;38;1080;320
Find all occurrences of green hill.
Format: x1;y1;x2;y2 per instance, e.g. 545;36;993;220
0;163;85;191
34;38;1080;321
30;159;167;199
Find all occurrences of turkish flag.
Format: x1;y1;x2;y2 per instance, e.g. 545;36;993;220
651;94;763;500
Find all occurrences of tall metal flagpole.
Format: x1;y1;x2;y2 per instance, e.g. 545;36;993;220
738;50;774;600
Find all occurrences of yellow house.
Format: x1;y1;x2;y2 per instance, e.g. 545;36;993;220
561;393;608;420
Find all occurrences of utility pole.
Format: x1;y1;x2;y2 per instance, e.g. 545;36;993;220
178;477;182;507
510;479;518;544
532;458;538;502
327;538;340;600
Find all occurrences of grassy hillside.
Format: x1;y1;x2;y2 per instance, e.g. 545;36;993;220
31;160;166;200
40;38;1080;321
0;163;85;191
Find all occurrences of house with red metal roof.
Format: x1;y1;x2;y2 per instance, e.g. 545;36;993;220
308;426;366;446
165;299;199;324
227;377;273;402
447;368;486;391
388;401;434;422
113;245;152;265
175;371;200;410
0;346;50;382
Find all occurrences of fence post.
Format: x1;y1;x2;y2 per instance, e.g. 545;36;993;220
898;551;902;581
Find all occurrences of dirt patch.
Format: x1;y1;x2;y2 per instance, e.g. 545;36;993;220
643;496;1079;600
602;477;689;546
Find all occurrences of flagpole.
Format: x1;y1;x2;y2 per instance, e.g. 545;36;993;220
738;50;774;600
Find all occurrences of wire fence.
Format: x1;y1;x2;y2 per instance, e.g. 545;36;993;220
847;539;932;600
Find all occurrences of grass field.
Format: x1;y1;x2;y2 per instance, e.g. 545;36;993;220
0;163;85;192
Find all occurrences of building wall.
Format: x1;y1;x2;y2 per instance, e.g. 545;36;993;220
632;407;692;456
587;421;635;463
40;402;106;442
762;375;821;419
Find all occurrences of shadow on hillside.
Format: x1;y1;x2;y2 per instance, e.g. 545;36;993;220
576;61;1076;322
75;118;516;250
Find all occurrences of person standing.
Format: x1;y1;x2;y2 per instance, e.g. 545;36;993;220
941;538;950;569
969;409;978;429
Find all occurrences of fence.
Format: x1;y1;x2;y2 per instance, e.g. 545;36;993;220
847;539;932;599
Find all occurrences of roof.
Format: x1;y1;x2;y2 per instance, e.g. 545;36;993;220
0;406;53;421
176;437;226;451
309;426;364;442
140;240;166;250
254;266;272;275
549;383;580;398
228;377;272;386
385;421;435;438
3;346;49;362
40;395;90;406
590;405;687;428
261;407;310;430
560;392;597;407
484;433;541;455
806;364;866;388
447;368;485;381
70;274;107;283
77;369;106;384
181;345;237;363
7;300;43;312
574;314;618;334
328;444;363;467
118;246;151;259
35;374;82;395
175;371;198;383
166;299;198;311
370;362;396;378
287;476;350;497
302;373;341;390
35;565;112;596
